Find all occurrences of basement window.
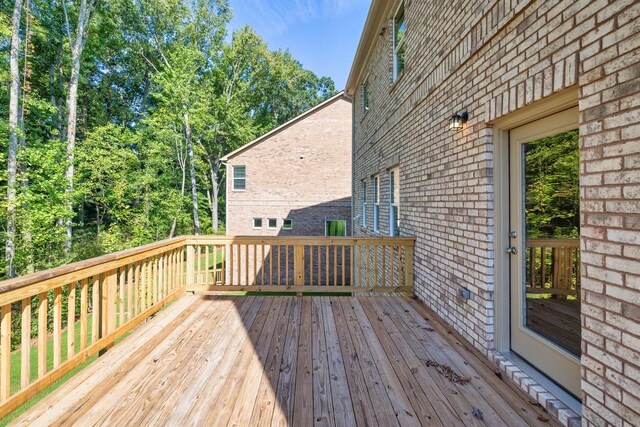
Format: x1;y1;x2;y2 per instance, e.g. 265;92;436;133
283;219;293;230
268;218;277;229
253;218;262;229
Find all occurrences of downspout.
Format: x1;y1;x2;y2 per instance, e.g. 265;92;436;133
351;96;356;237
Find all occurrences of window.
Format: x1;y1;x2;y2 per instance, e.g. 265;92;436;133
253;218;262;229
373;176;380;232
393;2;406;81
283;219;293;230
268;218;277;229
361;78;370;118
325;220;347;237
361;181;367;227
390;168;400;236
233;165;246;190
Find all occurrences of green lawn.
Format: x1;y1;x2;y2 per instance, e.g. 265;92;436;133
1;314;98;426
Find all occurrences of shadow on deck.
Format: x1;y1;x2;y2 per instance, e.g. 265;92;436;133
14;295;552;426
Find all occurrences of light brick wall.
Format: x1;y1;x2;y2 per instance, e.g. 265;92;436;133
226;96;352;237
351;0;639;425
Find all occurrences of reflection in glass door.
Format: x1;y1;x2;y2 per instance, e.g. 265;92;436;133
509;107;581;397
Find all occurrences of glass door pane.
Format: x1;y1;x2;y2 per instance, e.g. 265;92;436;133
521;129;581;357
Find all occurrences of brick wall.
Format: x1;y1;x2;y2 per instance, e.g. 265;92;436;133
225;96;352;237
350;0;640;425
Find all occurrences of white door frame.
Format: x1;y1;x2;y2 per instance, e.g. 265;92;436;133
491;89;580;393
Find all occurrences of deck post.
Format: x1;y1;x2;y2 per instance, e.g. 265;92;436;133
186;244;195;292
99;270;117;355
294;244;305;295
404;243;414;293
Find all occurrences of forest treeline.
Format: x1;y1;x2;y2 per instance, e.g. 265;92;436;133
0;0;336;278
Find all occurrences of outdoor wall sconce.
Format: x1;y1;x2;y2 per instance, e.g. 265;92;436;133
449;111;468;131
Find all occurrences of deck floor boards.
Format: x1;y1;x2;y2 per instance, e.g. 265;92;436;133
13;295;553;427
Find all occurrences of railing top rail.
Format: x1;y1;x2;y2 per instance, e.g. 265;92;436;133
526;238;579;248
0;236;187;294
186;235;417;246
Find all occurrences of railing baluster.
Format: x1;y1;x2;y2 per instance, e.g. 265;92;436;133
38;292;47;377
325;245;329;287
205;245;210;285
349;245;354;287
245;244;249;287
0;304;10;401
118;269;125;327
92;277;99;345
53;287;62;368
68;283;76;359
21;297;31;388
80;278;88;350
341;246;346;287
127;265;134;322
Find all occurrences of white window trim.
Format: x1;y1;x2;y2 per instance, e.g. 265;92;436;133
253;218;262;229
360;75;370;119
389;168;400;236
267;218;277;229
373;176;380;233
283;219;293;230
361;181;367;228
232;165;246;191
393;2;406;81
325;219;347;237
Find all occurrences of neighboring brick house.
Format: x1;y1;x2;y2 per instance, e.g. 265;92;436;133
223;92;352;237
346;1;639;426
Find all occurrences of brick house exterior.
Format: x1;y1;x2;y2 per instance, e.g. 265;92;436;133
223;92;352;237
346;1;640;426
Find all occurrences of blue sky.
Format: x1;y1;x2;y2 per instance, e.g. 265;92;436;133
228;0;371;90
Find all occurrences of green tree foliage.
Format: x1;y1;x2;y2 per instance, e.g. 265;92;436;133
524;130;580;239
0;0;336;277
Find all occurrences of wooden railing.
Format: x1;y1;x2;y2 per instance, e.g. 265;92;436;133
526;238;580;296
0;237;186;418
0;235;414;417
185;236;416;294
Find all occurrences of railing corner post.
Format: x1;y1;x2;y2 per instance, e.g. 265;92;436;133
404;243;414;293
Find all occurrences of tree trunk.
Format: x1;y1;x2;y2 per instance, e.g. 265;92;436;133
184;112;200;235
64;0;95;254
21;0;33;274
168;154;186;238
208;159;220;233
6;0;23;278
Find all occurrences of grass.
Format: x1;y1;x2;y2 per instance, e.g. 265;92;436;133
1;314;100;426
0;305;150;425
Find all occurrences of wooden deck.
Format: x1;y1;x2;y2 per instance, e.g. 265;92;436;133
14;295;552;426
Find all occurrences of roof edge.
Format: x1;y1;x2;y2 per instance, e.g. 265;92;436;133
345;0;395;96
221;91;350;162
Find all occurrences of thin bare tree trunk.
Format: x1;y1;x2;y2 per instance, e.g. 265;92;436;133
6;0;23;278
20;0;34;273
185;112;200;235
63;0;95;254
169;139;187;238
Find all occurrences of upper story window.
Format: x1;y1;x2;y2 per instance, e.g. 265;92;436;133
360;78;370;118
390;168;400;236
361;180;367;227
233;165;246;190
373;175;380;232
393;2;406;81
